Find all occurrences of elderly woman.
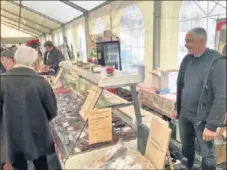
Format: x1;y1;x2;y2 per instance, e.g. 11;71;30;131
0;46;58;170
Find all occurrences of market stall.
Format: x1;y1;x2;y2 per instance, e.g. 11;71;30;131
45;60;180;169
50;61;154;163
47;59;226;170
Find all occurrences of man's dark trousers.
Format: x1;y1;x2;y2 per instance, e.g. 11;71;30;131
179;113;216;170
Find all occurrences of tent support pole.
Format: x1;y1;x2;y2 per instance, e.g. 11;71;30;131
152;1;161;69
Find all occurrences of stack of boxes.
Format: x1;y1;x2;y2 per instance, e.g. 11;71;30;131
96;30;119;43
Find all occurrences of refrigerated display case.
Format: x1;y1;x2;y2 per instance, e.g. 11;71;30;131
96;41;122;70
51;62;141;160
52;62;215;170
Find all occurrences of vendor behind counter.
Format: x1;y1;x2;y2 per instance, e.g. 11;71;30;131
43;41;65;74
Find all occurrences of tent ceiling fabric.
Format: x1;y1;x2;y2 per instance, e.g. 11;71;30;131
1;10;50;33
13;1;83;23
1;1;60;36
70;1;106;11
1;16;42;36
1;24;32;38
1;23;36;37
1;0;107;36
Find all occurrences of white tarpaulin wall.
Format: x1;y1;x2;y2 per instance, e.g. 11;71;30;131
1;24;32;37
1;23;34;44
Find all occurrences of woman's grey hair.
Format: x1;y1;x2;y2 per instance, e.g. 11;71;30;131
14;46;38;66
188;27;207;42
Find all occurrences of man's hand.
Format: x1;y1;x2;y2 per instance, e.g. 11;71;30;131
3;163;12;170
203;128;217;141
173;111;177;120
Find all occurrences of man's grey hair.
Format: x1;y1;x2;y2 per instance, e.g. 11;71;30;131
188;27;207;42
14;45;38;66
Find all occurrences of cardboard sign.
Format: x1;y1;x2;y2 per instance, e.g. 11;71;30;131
79;86;102;121
145;118;171;169
52;67;63;85
88;108;112;144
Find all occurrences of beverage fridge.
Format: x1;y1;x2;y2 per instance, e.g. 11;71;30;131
96;41;122;70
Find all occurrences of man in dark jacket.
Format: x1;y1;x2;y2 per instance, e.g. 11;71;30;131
175;27;226;170
0;62;6;73
0;49;16;74
44;41;65;73
0;46;58;170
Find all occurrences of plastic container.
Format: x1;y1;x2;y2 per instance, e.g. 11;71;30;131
105;65;115;76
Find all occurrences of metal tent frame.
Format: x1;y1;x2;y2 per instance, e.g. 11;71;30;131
1;0;112;37
1;1;225;40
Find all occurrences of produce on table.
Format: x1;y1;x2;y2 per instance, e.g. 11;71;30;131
88;58;93;63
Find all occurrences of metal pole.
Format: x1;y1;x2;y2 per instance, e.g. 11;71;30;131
152;1;161;69
62;26;70;60
206;1;209;32
130;84;142;124
84;13;90;60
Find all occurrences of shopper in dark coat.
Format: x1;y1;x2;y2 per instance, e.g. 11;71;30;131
0;46;58;170
44;41;65;73
0;49;16;74
175;28;226;170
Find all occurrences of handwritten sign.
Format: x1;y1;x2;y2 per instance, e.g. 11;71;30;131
80;86;102;121
145;118;171;169
88;108;112;144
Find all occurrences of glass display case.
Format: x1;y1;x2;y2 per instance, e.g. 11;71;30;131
51;64;136;160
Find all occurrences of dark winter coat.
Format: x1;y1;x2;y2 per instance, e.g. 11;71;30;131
45;47;65;72
0;63;6;74
0;67;57;164
176;48;226;132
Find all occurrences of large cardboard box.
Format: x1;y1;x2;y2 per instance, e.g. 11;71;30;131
150;69;178;89
103;30;113;37
96;36;119;43
215;144;226;164
138;87;175;119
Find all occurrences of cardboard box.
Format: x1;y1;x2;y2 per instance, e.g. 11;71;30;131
138;88;176;119
215;127;226;165
150;69;178;89
103;30;113;37
96;35;119;43
111;35;119;41
215;144;226;164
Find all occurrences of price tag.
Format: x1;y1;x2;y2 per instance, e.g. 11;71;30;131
88;108;112;144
